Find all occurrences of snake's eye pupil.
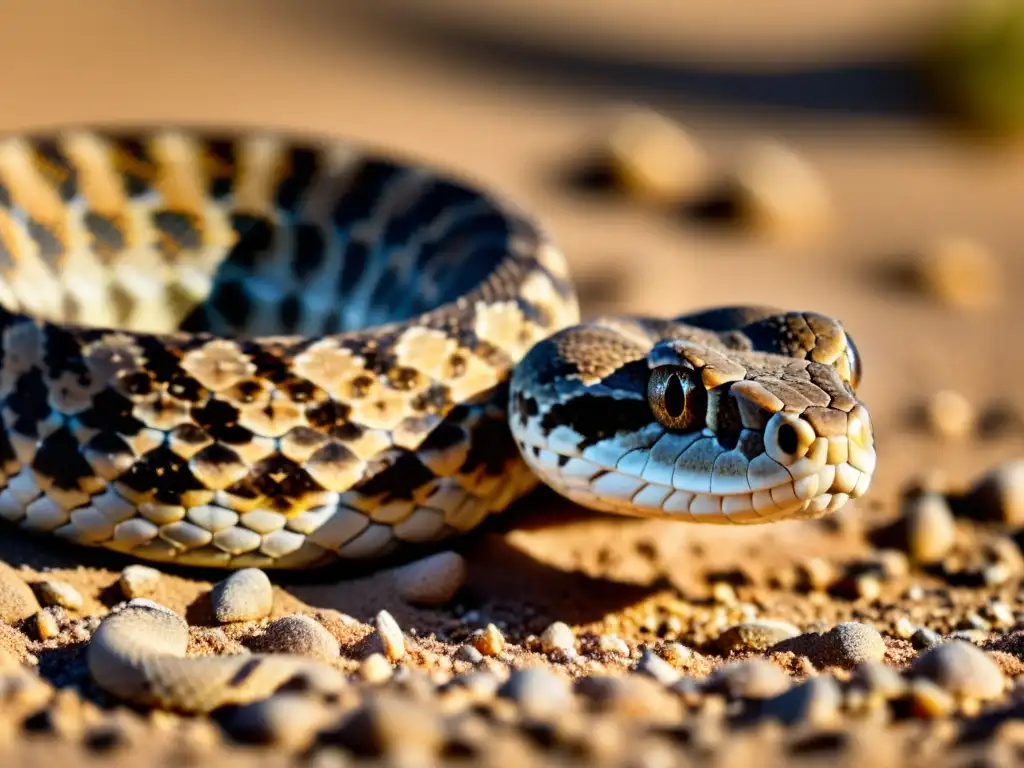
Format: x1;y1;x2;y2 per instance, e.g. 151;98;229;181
664;374;685;418
777;423;799;455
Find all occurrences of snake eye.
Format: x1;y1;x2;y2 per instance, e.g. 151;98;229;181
845;333;862;389
647;366;703;430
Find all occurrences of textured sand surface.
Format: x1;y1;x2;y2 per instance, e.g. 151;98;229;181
1;2;1024;765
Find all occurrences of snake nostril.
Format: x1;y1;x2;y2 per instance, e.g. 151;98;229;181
777;423;799;455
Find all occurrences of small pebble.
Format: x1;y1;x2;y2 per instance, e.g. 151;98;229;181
0;561;40;624
987;601;1016;629
457;645;484;664
984;562;1014;588
360;653;393;684
391;551;467;606
498;667;573;720
662;642;693;665
596;633;630;657
328;693;444;759
253;615;339;662
923;389;975;440
471;624;506;657
902;492;957;564
118;565;162;599
375;610;406;662
852;573;883;601
912;627;945;650
575;675;682;722
35;580;83;612
710;582;736;605
950;629;989;644
34;610;60;641
966;460;1024;525
961;612;990;632
763;675;842;727
912;235;1000;310
225;693;331;749
539;621;576;656
634;649;679;685
706;659;791;699
716;620;800;654
850;661;907;699
727;139;832;240
874;549;912;580
600;108;709;204
210;568;273;624
894;616;917;639
909;640;1005;700
817;622;888;668
908;679;956;718
798;557;836;591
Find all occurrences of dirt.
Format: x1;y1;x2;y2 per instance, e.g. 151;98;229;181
2;1;1024;766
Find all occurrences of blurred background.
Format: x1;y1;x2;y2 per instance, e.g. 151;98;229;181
2;0;1023;520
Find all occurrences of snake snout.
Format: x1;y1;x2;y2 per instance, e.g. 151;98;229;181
764;402;876;521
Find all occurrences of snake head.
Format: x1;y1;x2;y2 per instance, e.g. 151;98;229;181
509;309;876;524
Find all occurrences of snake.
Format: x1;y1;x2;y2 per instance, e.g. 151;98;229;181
0;126;875;712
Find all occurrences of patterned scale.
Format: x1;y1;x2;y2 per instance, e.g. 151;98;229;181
0;128;579;568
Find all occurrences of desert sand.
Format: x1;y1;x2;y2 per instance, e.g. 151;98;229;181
1;2;1024;766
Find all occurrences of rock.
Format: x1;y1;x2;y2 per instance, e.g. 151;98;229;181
35;580;83;612
894;617;917;639
710;582;737;605
574;674;682;722
392;551;467;606
597;634;631;657
706;659;791;699
797;557;837;591
224;693;331;749
908;678;957;717
374;610;406;662
252;615;339;662
922;389;975;440
987;601;1016;629
911;627;944;650
966;460;1024;525
902;492;957;564
0;561;40;624
912;235;1000;310
210;569;273;623
762;675;842;727
600;108;709;204
118;565;163;599
34;609;60;641
539;621;576;656
471;624;506;657
326;693;444;758
909;640;1005;700
360;653;393;684
498;667;573;720
727;139;833;240
662;642;693;665
716;620;801;654
457;645;484;664
850;661;907;699
816;622;888;668
634;649;679;685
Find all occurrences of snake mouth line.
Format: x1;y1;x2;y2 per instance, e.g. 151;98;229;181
516;406;876;525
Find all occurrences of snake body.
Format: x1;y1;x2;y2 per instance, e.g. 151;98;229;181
0;127;875;710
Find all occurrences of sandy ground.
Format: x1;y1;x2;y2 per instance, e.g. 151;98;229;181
1;1;1024;765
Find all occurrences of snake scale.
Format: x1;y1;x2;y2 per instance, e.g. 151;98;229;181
0;126;875;711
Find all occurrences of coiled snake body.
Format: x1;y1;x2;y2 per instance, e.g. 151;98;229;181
0;127;875;710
